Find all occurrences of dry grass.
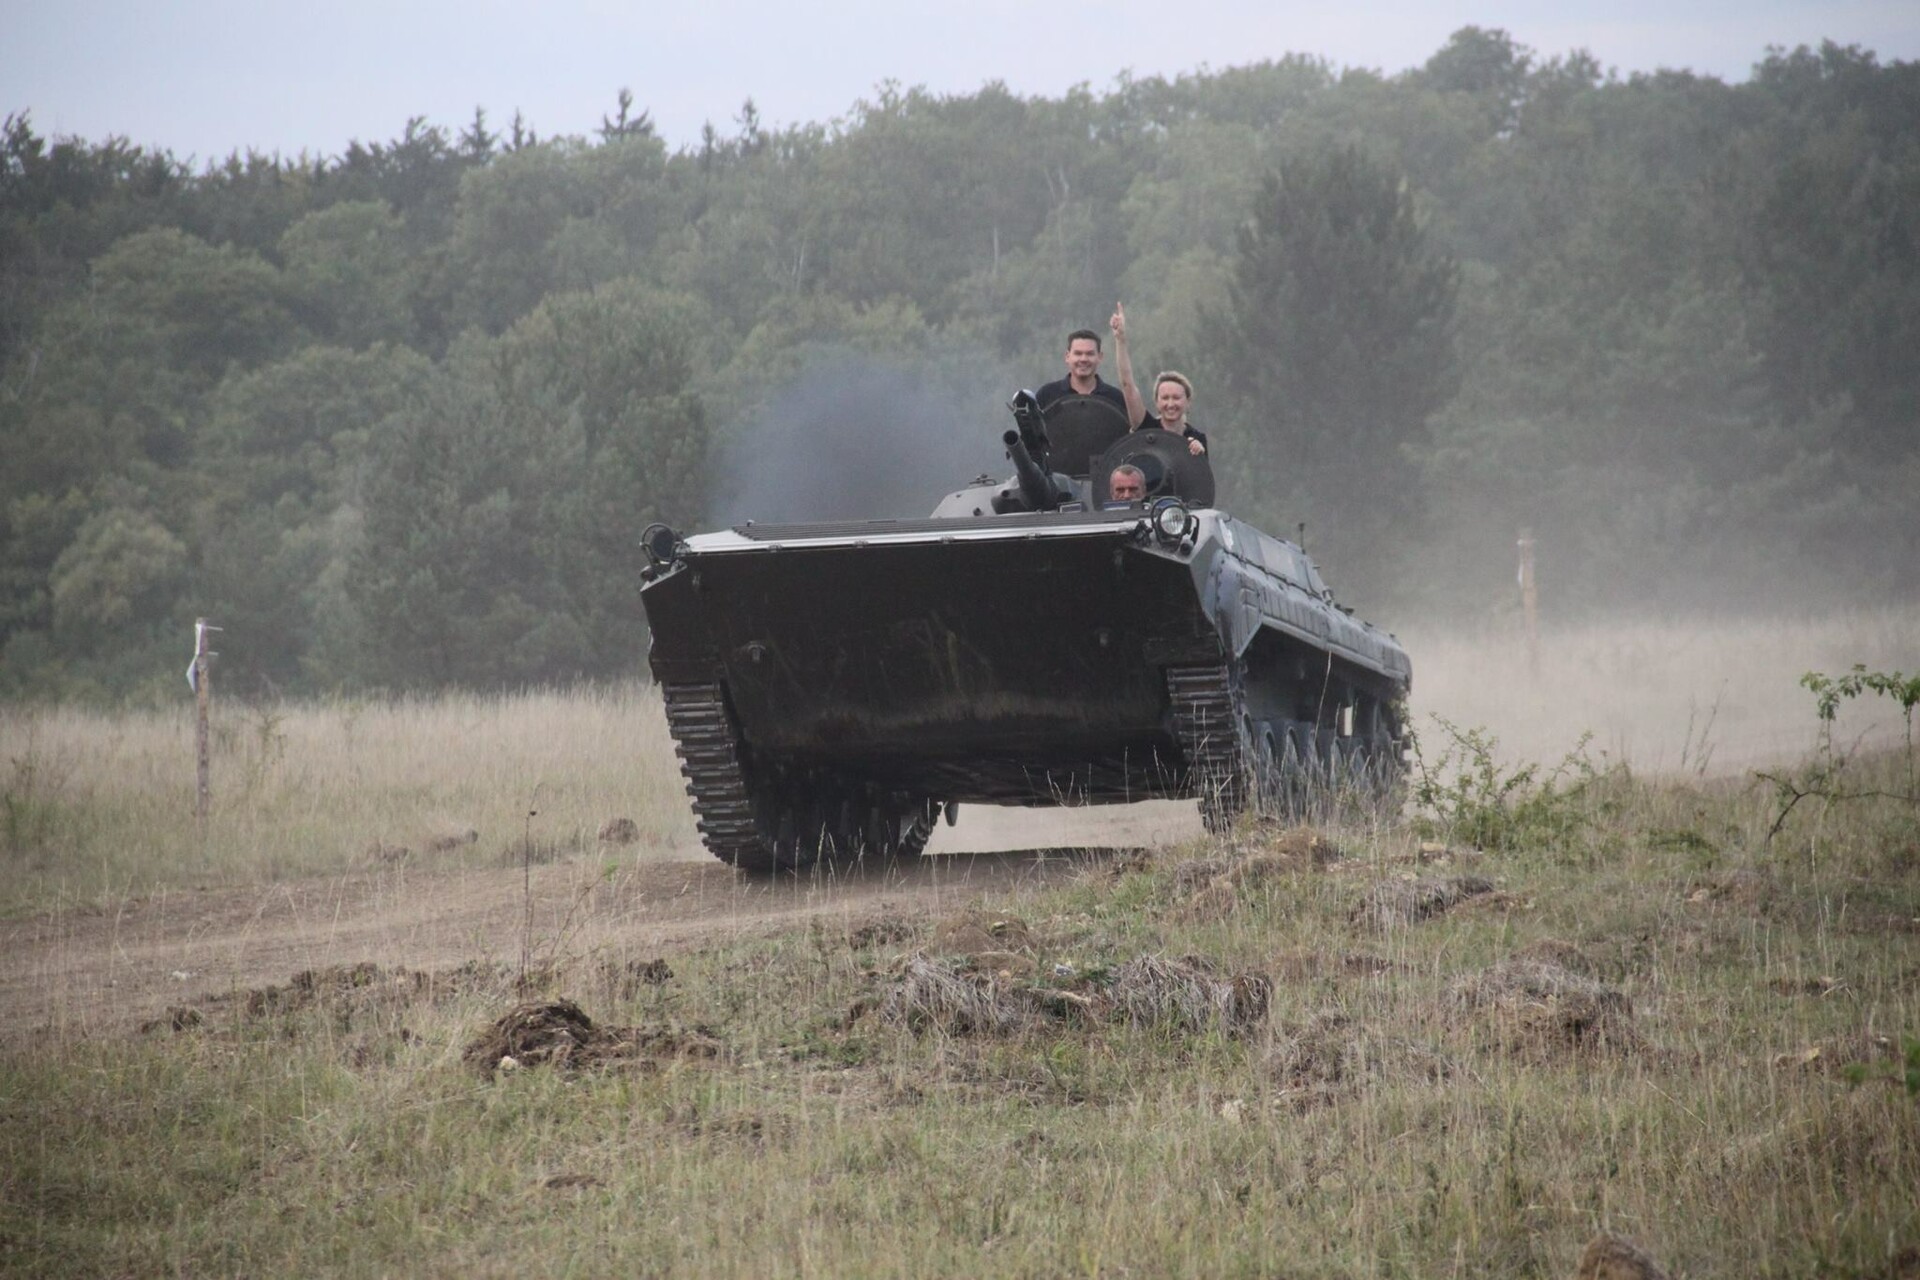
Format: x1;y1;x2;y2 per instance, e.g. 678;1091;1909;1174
1;613;1917;1276
6;775;1912;1276
0;682;697;913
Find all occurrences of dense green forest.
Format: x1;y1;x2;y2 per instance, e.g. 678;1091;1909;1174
3;29;1916;700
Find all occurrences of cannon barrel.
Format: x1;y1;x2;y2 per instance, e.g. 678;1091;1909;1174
1003;430;1061;512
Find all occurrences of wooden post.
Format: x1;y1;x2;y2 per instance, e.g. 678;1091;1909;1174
1517;530;1538;676
193;618;215;825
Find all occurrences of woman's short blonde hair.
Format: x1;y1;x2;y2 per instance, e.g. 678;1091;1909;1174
1154;370;1194;399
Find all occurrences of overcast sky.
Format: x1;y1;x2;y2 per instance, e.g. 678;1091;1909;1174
8;0;1916;164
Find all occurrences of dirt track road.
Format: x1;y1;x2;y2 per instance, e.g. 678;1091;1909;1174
0;802;1200;1042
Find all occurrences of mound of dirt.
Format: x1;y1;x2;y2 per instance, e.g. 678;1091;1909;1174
873;949;1267;1038
1177;830;1343;890
135;960;538;1044
1108;954;1269;1035
462;999;721;1076
243;961;413;1018
597;818;639;844
1450;959;1639;1057
598;957;673;1000
1265;1010;1451;1108
1173;831;1345;922
1575;1232;1670;1280
845;913;923;951
138;1006;204;1035
930;909;1036;959
1351;875;1497;930
241;960;525;1021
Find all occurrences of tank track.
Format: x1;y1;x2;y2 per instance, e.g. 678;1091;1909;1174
1166;663;1250;833
661;681;937;872
661;682;769;868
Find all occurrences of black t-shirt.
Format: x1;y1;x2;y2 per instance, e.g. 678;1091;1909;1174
1035;376;1128;415
1142;415;1209;450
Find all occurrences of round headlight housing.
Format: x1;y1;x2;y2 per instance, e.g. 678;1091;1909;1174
1149;498;1192;544
641;522;679;567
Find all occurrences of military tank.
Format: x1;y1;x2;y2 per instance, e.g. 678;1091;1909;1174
639;389;1411;871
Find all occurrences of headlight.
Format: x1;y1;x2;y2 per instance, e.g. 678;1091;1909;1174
1149;498;1191;544
641;522;679;567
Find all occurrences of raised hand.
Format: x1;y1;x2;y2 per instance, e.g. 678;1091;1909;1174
1109;302;1127;341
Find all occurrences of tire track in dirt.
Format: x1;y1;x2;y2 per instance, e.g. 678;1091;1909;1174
0;802;1199;1043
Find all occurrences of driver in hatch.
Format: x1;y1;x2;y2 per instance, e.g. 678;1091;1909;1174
1105;464;1147;507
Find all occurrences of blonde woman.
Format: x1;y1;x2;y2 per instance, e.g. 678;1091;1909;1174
1109;302;1208;456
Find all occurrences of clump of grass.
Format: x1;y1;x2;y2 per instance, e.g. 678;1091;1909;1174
1107;953;1270;1033
878;955;1031;1035
1449;958;1641;1058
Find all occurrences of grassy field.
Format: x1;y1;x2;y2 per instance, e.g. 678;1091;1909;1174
0;683;702;915
1;613;1916;1277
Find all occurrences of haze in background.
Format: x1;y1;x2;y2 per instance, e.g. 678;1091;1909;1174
10;0;1918;163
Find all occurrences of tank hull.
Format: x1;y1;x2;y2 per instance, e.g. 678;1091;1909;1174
645;514;1219;805
644;505;1411;866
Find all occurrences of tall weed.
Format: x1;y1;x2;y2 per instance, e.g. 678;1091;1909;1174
1409;716;1612;852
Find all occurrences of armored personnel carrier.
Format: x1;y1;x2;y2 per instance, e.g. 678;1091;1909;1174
639;390;1411;871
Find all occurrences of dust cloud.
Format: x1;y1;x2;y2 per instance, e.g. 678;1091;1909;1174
1400;606;1918;775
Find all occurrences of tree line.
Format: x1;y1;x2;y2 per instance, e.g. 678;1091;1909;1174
2;29;1915;700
